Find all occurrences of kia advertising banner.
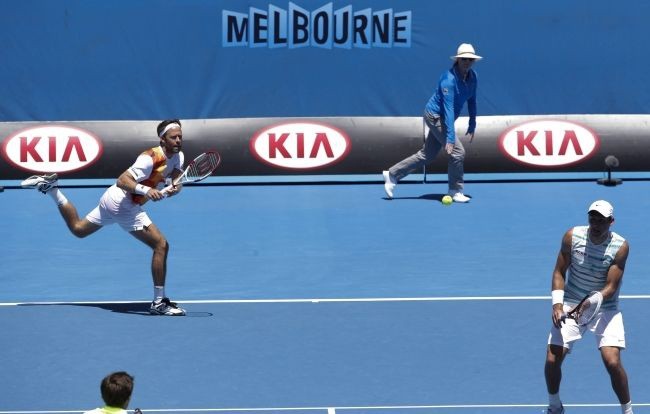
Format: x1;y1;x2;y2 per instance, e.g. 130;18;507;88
1;115;648;180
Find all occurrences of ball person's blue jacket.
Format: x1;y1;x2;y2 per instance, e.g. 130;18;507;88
424;65;478;144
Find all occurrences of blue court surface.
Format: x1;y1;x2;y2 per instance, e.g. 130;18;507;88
1;175;649;413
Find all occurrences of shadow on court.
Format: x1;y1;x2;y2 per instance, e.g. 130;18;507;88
386;193;472;202
18;302;213;317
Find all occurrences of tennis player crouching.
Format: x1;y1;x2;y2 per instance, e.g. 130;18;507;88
544;200;633;414
22;119;187;316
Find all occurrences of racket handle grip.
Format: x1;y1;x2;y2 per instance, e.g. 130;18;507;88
160;184;173;197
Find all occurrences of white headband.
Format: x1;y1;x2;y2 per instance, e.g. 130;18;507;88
158;123;181;138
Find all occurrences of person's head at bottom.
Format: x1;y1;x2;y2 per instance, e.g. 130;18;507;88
101;371;134;410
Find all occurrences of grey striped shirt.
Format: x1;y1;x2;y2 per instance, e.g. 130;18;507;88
565;226;625;310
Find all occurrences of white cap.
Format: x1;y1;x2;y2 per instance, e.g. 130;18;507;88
588;200;614;218
450;43;483;60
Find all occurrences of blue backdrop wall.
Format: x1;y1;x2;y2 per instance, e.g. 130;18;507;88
2;0;649;122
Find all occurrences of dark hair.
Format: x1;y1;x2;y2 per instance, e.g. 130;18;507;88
100;371;134;408
156;119;182;138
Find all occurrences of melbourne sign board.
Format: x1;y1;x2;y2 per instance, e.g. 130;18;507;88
222;2;412;48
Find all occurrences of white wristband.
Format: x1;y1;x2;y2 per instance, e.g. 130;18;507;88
551;290;564;305
134;184;151;196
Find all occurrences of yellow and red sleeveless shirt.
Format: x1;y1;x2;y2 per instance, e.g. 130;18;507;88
130;146;178;205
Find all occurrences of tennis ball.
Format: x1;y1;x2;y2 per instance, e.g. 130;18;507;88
442;195;453;205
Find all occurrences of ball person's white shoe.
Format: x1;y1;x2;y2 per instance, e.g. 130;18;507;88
382;170;397;199
449;191;471;203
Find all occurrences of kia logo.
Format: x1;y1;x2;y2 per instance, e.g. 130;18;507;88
250;121;351;170
2;125;103;173
498;119;600;167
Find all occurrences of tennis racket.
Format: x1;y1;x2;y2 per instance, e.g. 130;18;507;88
161;150;221;196
561;291;603;326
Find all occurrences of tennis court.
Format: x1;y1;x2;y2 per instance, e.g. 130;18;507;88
1;176;649;413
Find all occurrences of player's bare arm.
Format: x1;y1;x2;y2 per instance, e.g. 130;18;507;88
551;229;572;328
601;240;629;300
164;168;184;197
116;170;165;202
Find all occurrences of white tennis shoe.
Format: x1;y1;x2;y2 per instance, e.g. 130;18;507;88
545;405;564;414
21;173;59;193
382;170;396;199
449;191;471;203
149;297;186;316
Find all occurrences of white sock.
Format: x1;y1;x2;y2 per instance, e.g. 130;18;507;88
48;188;68;206
154;286;165;301
549;392;562;408
622;401;633;414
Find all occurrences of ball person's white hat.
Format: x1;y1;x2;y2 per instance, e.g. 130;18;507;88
451;43;483;60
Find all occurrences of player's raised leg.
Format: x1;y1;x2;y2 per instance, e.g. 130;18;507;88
130;224;185;316
58;204;102;238
22;173;102;238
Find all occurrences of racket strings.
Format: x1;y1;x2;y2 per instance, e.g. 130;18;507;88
187;152;220;180
576;308;598;325
572;292;603;325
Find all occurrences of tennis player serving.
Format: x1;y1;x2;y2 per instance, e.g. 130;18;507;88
22;119;188;316
544;200;633;414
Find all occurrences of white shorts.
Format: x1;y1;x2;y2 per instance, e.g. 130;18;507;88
86;185;152;232
547;304;626;351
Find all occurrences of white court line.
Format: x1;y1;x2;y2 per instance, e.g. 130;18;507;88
2;403;650;413
2;295;650;307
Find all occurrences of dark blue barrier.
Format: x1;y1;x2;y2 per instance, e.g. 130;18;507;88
2;115;649;179
1;0;649;122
